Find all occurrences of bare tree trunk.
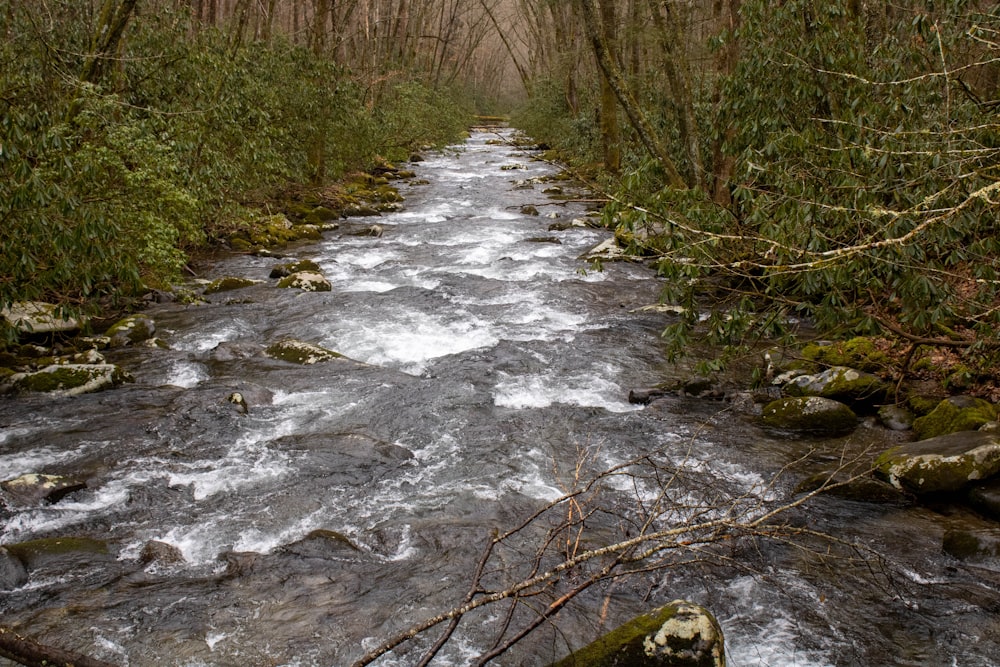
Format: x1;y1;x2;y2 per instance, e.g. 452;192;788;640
576;0;687;188
597;0;621;173
709;0;740;206
80;0;140;87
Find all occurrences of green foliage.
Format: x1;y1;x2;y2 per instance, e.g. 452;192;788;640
0;3;471;336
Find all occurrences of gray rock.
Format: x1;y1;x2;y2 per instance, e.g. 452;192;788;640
0;547;28;589
1;473;86;505
943;528;1000;561
1;301;82;334
874;431;1000;494
783;366;890;408
106;314;156;347
139;540;185;566
878;405;914;431
276;271;332;292
760;396;858;435
7;363;134;396
265;339;343;365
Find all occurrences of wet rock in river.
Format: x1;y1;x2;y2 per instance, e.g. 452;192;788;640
204;276;262;295
0;547;28;589
269;259;321;279
265;339;343;364
942;527;1000;561
760;396;858;435
139;540;185;566
793;469;905;503
967;478;1000;521
106;314;156;347
276;271;332;292
1;473;86;505
912;395;998;440
874;430;1000;494
279;529;361;560
5;363;134;396
5;536;111;571
878;404;914;431
550;599;725;667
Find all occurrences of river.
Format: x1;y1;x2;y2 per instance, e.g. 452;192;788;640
1;129;999;666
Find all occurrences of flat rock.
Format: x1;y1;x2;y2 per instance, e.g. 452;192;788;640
1;301;82;334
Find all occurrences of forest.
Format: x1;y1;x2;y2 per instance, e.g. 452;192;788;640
3;0;1000;370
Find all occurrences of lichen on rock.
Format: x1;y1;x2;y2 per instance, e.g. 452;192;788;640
912;395;998;440
106;314;156;347
276;270;332;292
265;339;343;364
761;396;857;435
874;430;1000;494
6;363;134;396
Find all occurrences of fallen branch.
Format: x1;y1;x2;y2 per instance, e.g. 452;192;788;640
0;625;116;667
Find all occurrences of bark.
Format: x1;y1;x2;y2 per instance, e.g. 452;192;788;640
709;0;740;207
80;0;141;86
576;0;687;189
597;0;621;173
0;625;116;667
647;0;702;186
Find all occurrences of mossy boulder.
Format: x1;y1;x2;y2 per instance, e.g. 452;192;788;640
793;470;905;503
798;337;891;373
7;363;134;396
874;430;1000;494
912;396;998;440
276;271;332;292
878;404;914;431
550;600;725;667
269;259;321;279
760;396;857;435
783;366;890;409
942;528;1000;561
106;314;156;347
5;536;110;570
204;276;262;295
265;339;343;364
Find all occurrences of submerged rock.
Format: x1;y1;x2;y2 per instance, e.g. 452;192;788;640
1;301;82;334
550;600;725;667
0;547;28;590
878;404;914;431
265;339;343;364
793;470;905;503
6;363;133;396
874;431;1000;494
967;478;1000;521
5;536;111;570
1;473;86;505
942;527;1000;561
139;540;186;566
279;529;361;560
912;396;998;440
760;396;857;435
276;270;332;292
269;259;321;279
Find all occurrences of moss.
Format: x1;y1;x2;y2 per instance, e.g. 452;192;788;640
269;259;321;279
6;536;109;568
761;396;857;434
106;314;155;345
912;396;998;439
276;271;331;292
799;337;890;373
907;394;941;416
265;340;342;364
204;277;261;294
551;606;680;667
12;364;133;394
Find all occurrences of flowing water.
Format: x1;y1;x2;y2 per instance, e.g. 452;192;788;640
2;130;999;666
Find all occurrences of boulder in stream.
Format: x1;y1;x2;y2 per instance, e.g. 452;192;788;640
269;259;321;279
782;366;890;410
0;547;28;590
265;339;343;364
760;396;858;435
105;314;156;347
276;271;332;292
1;473;86;505
204;276;263;295
550;599;725;667
6;363;133;396
874;430;1000;494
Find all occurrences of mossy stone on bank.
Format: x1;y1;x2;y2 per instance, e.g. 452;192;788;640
550;600;725;667
912;396;998;440
761;396;857;435
783;366;890;409
106;314;156;346
798;337;891;373
874;430;1000;494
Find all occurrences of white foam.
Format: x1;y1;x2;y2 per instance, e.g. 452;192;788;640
172;319;251;352
492;371;640;413
165;360;209;388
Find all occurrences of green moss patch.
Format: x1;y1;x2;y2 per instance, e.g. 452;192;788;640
912;396;998;440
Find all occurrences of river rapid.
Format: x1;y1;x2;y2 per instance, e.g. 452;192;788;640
2;129;999;666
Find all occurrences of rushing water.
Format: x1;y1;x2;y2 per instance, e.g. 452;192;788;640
2;130;1000;666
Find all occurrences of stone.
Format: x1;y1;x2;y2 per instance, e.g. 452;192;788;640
967;478;1000;521
760;396;857;435
798;337;891;374
783;366;890;409
0;547;28;590
265;339;343;365
793;470;905;503
269;259;321;279
204;276;262;294
942;528;1000;560
1;301;82;334
1;473;86;505
874;431;1000;494
276;271;332;292
579;238;638;263
279;529;361;560
139;540;186;566
5;536;110;570
105;314;156;347
912;396;998;440
520;205;540;216
878;405;914;431
550;600;725;667
7;363;134;396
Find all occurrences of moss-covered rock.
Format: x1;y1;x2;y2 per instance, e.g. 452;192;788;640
550;600;725;667
793;470;905;503
783;366;890;409
7;363;134;396
760;396;857;435
942;528;1000;560
5;536;110;569
1;301;83;334
874;430;1000;494
204;276;262;295
798;337;891;373
912;396;998;440
269;259;321;279
276;271;332;292
878;404;914;431
1;473;86;505
265;339;343;364
106;314;156;347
